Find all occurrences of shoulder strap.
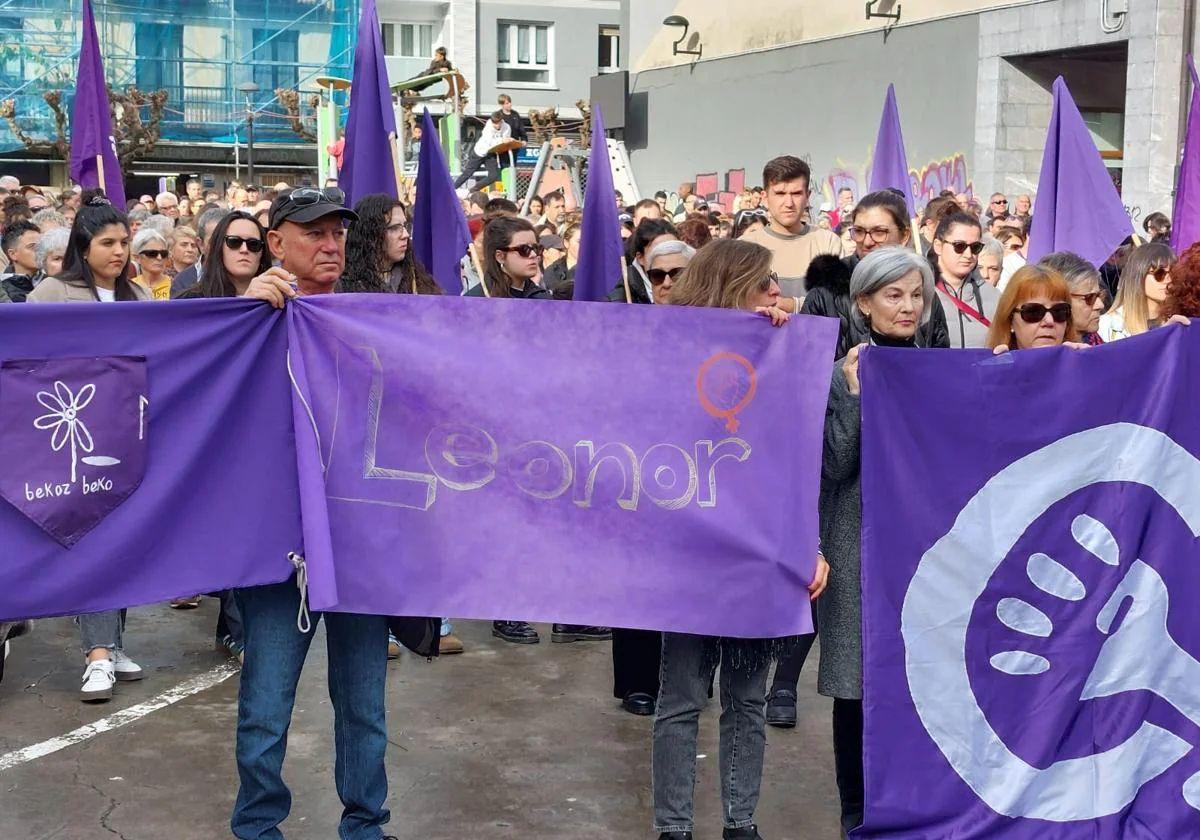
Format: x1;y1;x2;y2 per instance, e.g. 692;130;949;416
937;281;991;327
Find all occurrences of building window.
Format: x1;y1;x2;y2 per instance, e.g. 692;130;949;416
497;21;552;85
382;22;434;58
598;26;619;73
251;29;300;99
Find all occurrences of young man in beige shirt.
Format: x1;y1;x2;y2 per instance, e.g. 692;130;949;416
741;155;846;307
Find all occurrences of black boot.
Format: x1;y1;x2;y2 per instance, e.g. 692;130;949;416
723;825;764;839
621;691;656;716
551;623;613;642
766;688;797;728
492;620;540;644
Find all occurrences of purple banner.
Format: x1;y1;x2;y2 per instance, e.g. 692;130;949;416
287;295;836;637
860;327;1200;837
0;300;300;621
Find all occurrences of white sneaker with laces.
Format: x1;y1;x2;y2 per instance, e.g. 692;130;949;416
81;659;116;702
111;650;144;682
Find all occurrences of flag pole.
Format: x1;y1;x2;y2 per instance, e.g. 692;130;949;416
95;154;106;194
469;243;491;297
620;258;632;303
389;132;403;197
911;217;922;256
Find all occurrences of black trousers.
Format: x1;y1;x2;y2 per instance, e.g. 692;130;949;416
454;153;502;188
833;698;864;834
611;628;661;699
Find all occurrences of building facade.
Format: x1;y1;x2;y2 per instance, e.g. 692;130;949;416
619;0;1196;224
0;0;620;186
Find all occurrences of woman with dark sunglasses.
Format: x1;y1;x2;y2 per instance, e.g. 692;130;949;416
1098;241;1179;341
177;211;272;300
986;265;1083;351
130;229;172;300
342;193;442;295
1037;252;1108;345
467;215;551;300
931;211;999;348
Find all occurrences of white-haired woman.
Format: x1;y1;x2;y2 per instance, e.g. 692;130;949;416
645;239;695;305
33;227;69;287
822;246;939;835
130;228;172;300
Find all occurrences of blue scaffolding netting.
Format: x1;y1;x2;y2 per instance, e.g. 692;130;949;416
0;0;359;154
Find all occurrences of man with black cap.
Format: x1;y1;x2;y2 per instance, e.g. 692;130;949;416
234;188;400;840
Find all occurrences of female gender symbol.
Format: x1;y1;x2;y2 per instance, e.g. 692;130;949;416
696;352;758;433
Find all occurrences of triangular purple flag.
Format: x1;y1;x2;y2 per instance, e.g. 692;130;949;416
338;0;397;208
573;104;624;302
411;109;471;295
69;0;125;209
868;84;915;218
1027;77;1133;267
1172;56;1200;253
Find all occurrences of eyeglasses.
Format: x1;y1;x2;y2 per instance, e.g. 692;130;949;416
940;240;985;256
760;270;779;290
138;249;168;259
501;243;545;258
1016;302;1072;324
849;226;896;243
386;222;411;238
224;235;265;253
1071;292;1102;307
648;266;686;284
1149;266;1172;282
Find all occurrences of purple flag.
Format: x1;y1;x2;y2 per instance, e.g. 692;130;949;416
338;0;397;208
860;328;1200;837
868;84;915;218
1172;56;1200;253
0;299;299;621
573;104;625;302
287;295;837;636
1027;77;1133;267
69;0;125;209
411;108;470;294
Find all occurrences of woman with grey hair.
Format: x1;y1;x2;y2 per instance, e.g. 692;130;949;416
645;238;695;305
977;236;1004;287
1037;251;1106;344
33;226;69;285
130;228;172;299
820;245;938;835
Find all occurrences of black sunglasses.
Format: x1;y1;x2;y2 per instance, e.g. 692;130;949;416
1149;266;1172;282
648;266;686;284
991;198;1008;205
138;249;168;259
224;235;265;253
1017;302;1072;324
1071;292;1102;307
502;243;544;258
941;240;985;256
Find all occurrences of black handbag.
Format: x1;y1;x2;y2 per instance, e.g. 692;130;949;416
386;616;441;659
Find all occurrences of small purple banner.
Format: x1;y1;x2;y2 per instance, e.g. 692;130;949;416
859;327;1200;837
287;295;837;637
0;356;148;546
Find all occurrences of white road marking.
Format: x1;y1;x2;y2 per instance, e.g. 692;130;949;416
0;662;238;773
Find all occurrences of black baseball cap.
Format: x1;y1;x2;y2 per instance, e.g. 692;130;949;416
268;187;358;230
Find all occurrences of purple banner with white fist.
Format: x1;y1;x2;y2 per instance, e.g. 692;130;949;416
286;295;836;638
859;326;1200;837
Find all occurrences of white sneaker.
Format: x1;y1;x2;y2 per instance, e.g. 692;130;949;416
81;660;115;702
111;650;144;682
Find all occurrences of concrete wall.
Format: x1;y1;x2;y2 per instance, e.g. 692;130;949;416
626;15;980;209
477;0;621;117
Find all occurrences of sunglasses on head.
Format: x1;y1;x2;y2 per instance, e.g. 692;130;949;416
941;240;985;256
1071;292;1102;307
1017;302;1072;324
138;249;168;259
648;266;686;284
224;235;265;253
284;187;346;208
502;243;544;258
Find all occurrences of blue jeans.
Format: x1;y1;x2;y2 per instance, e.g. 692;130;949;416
232;578;390;840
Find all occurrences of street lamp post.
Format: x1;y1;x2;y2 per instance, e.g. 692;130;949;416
237;82;261;185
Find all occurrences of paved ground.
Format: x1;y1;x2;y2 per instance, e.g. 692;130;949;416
0;601;840;839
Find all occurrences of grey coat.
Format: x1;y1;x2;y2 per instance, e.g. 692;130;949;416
816;357;864;700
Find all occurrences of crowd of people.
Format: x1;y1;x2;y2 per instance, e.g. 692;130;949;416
1;146;1199;840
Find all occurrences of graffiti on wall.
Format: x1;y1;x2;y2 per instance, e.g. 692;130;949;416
676;153;973;217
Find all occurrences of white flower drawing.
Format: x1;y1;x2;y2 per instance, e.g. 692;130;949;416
34;381;96;482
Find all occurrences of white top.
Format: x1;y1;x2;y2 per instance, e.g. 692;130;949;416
95;287;116;302
1096;307;1131;342
997;251;1027;291
473;121;512;157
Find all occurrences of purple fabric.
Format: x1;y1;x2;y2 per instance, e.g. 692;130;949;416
868;84;915;218
338;0;397;208
573;104;625;302
411;108;471;294
69;0;126;208
287;294;837;636
0;299;300;621
1027;77;1133;268
859;327;1200;837
0;356;148;546
1172;56;1200;253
